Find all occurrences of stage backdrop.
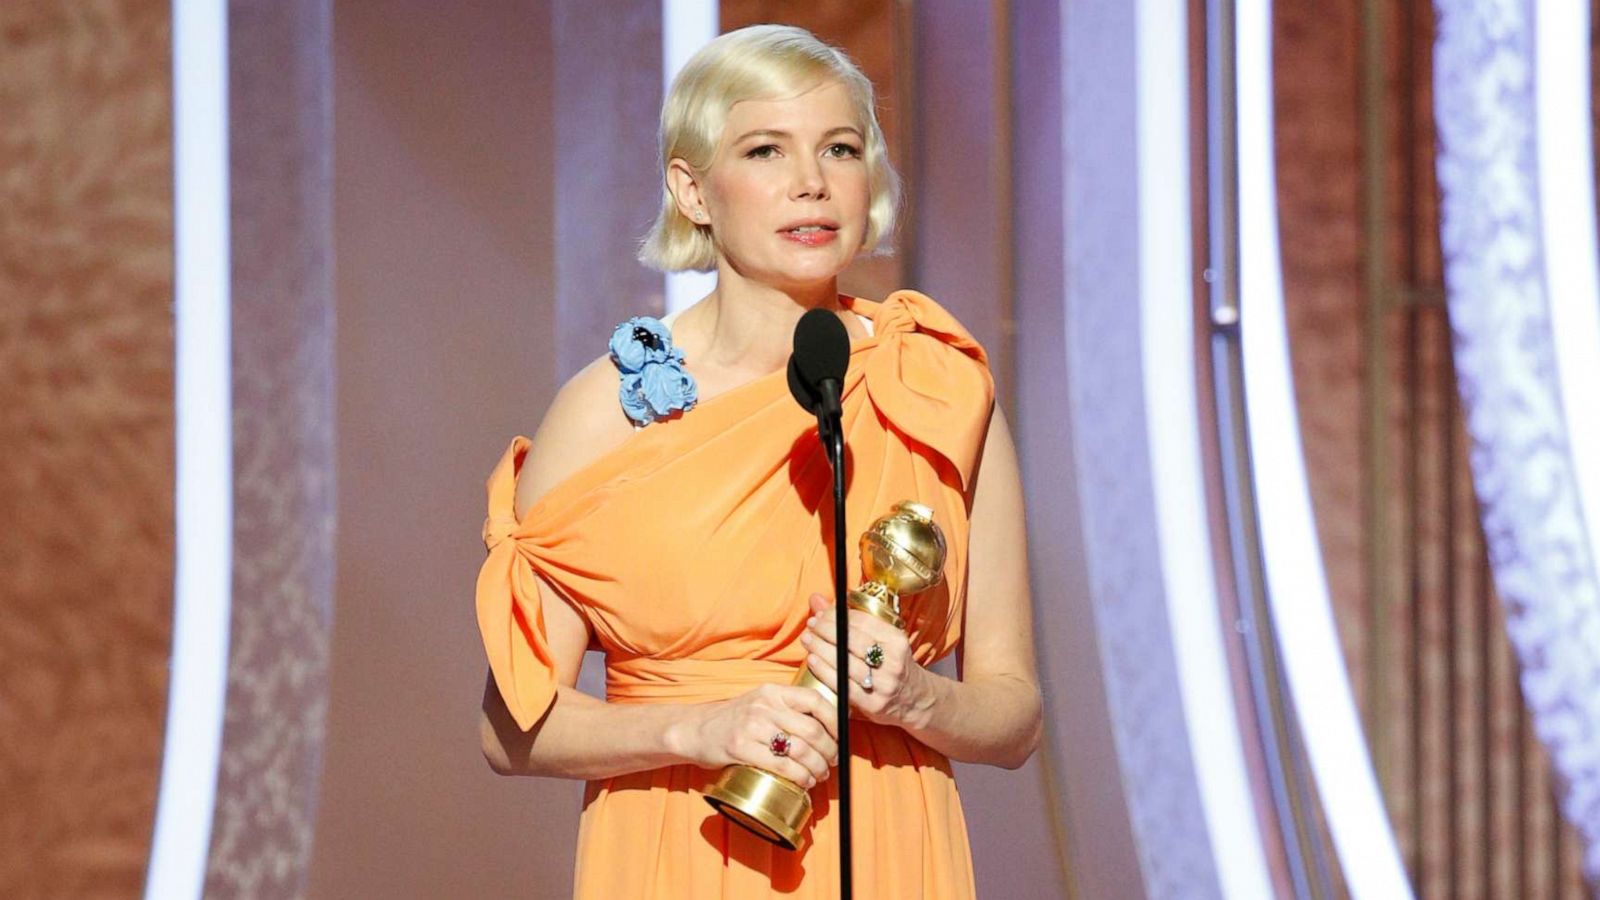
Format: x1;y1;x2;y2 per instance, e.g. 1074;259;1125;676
0;2;174;896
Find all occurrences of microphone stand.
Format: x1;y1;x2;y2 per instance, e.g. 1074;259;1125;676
823;419;852;900
791;316;852;898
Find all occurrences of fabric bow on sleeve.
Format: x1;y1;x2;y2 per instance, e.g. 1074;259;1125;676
477;436;561;731
861;291;995;491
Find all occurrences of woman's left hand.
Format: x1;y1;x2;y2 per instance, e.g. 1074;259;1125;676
800;592;932;730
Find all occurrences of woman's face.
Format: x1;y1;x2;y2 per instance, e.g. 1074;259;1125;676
691;80;872;291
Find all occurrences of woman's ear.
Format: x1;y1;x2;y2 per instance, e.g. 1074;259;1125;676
666;159;709;225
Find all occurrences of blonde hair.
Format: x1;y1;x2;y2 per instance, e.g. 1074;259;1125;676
637;24;902;273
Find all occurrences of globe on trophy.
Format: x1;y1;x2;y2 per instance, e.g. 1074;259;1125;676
703;500;948;849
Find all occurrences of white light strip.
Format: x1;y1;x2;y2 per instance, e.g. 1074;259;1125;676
145;1;232;897
1137;1;1275;895
1534;0;1600;587
1235;0;1411;896
662;0;718;314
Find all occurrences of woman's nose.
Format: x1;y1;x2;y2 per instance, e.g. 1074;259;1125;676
790;159;828;200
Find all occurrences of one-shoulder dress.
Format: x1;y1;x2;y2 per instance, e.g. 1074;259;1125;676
475;291;995;898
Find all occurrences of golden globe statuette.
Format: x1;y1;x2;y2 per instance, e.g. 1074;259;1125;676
704;500;948;849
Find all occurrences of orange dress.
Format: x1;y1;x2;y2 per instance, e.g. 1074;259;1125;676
476;291;994;898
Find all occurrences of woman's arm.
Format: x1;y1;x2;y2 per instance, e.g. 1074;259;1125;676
803;403;1043;769
479;581;839;786
480;357;840;786
478;574;696;780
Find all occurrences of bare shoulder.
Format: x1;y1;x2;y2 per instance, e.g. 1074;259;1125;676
513;353;632;520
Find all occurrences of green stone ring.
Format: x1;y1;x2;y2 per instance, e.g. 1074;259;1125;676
865;642;885;669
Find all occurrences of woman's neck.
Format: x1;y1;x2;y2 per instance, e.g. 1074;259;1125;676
688;271;843;375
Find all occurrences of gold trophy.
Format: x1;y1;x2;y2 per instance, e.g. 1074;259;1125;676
703;500;948;849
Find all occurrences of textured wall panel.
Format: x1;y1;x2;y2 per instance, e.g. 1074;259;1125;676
201;0;336;896
1062;0;1223;895
1011;2;1142;896
1434;0;1600;884
0;1;174;897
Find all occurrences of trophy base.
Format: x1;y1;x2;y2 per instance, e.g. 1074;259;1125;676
703;765;812;850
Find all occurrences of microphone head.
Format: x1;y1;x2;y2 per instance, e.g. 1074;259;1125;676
786;354;816;414
791;308;850;390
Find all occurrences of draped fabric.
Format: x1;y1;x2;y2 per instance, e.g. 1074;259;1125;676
476;291;994;898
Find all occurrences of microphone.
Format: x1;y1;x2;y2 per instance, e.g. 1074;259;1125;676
787;308;850;449
787;307;856;897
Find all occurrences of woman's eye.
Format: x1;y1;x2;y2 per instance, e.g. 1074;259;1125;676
825;143;862;159
746;144;779;159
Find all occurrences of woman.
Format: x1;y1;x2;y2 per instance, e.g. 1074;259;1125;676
476;24;1042;899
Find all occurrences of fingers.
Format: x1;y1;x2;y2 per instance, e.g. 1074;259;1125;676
740;733;821;788
772;686;839;748
807;605;891;650
773;706;836;780
740;715;831;787
805;606;904;669
782;684;839;741
805;651;837;696
721;684;841;790
805;649;876;700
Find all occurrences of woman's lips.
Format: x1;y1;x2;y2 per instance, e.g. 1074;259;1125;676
779;226;839;247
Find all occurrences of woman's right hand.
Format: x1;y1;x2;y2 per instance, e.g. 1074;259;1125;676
677;684;840;788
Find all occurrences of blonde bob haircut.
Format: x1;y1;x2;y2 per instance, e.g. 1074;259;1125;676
637;25;902;273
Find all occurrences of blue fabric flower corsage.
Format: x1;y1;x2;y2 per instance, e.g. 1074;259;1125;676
608;316;698;426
